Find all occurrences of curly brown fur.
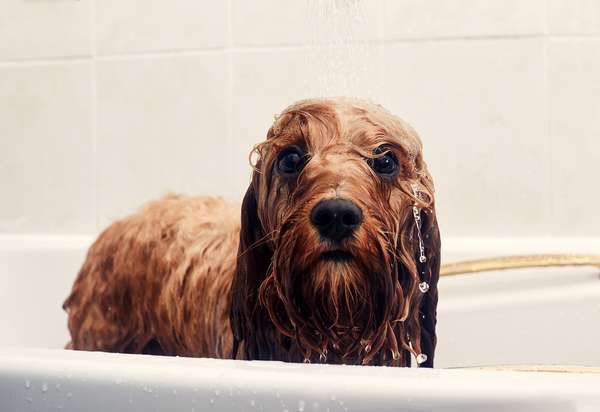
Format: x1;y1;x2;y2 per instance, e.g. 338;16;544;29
64;97;441;367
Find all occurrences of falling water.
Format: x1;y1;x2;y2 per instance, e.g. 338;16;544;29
304;0;383;100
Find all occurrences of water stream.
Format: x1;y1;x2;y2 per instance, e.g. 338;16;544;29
305;0;383;100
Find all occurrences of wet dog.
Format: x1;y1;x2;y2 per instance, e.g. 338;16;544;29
63;98;441;367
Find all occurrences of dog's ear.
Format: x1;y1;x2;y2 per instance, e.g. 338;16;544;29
229;182;273;359
417;207;441;368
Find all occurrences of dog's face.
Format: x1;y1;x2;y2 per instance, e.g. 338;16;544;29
231;98;440;367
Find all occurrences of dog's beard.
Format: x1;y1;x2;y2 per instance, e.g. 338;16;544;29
260;218;406;365
295;259;386;359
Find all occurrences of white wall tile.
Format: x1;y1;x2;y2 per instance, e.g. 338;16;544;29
383;39;548;237
231;50;310;200
384;0;545;40
548;39;600;235
547;0;600;35
96;0;228;55
231;47;386;200
0;0;91;61
232;0;382;47
96;53;230;228
2;1;599;239
0;63;94;233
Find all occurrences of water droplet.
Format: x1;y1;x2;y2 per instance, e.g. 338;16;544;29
283;409;289;412
419;255;427;263
67;393;72;399
41;383;48;393
275;391;281;399
172;389;177;395
214;389;220;396
24;380;31;389
330;395;336;401
250;399;256;407
55;383;61;391
416;353;428;364
419;282;429;293
209;398;215;405
25;397;33;403
298;400;306;411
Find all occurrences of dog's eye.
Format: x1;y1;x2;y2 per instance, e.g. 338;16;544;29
277;147;306;176
369;146;399;177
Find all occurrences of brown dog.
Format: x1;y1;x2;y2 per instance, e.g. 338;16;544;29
63;98;441;367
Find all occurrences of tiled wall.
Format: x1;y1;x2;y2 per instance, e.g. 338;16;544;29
1;0;599;237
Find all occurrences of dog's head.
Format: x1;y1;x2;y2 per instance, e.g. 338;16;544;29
230;98;440;367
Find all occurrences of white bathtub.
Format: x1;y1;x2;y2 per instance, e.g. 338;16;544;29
1;235;600;411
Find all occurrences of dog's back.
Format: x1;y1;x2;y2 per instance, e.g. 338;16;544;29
63;194;240;357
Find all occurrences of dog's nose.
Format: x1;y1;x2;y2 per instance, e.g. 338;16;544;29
310;199;363;242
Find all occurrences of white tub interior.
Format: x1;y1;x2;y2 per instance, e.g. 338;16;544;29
1;235;600;410
2;348;600;412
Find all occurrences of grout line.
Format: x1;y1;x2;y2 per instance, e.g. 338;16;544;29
226;0;241;201
95;46;229;60
91;0;99;231
543;0;550;36
1;34;599;69
0;56;92;68
384;33;546;44
542;0;553;237
542;0;554;237
383;33;600;43
379;0;385;43
227;0;235;200
379;0;386;105
543;41;553;236
227;0;234;48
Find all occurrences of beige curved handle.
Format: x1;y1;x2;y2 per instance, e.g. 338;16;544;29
440;254;600;277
